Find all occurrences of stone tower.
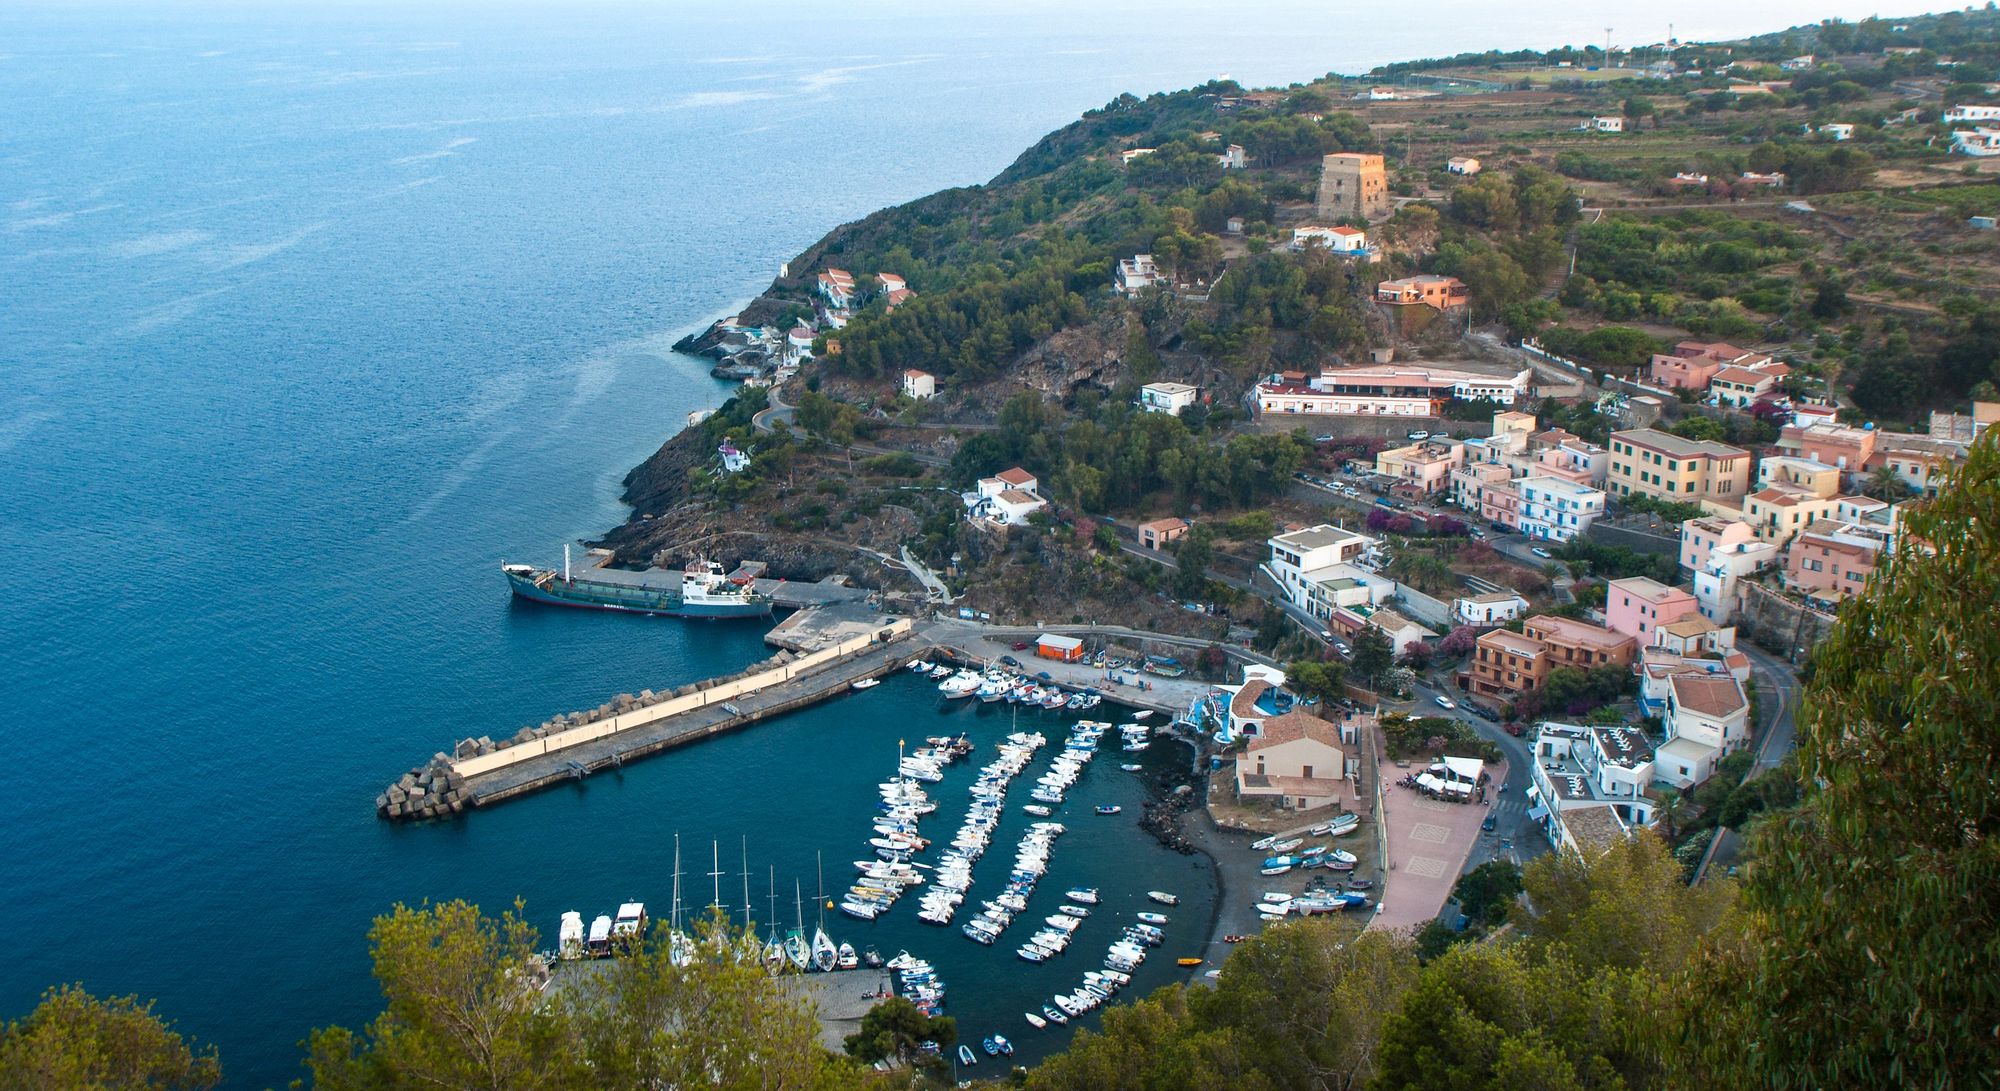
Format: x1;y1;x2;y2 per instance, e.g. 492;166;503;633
1316;152;1389;221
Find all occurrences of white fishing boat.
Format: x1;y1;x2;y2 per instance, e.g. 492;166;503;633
907;659;933;673
1025;1011;1047;1030
1065;887;1100;904
1270;837;1304;853
1250;834;1279;851
557;911;585;960
837;942;859;970
1146;891;1179;906
852;678;880;691
1135;911;1167;925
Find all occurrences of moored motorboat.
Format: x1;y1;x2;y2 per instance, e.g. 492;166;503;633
1066;887;1100;904
958;1044;977;1066
1146;891;1179;906
1135;911;1167;925
852;678;880;691
837;942;859;970
1094;804;1121;815
1025;1011;1047;1029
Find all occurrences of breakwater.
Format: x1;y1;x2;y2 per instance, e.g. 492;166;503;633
378;618;916;820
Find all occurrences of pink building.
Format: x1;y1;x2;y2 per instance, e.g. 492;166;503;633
1648;341;1765;390
1780;423;1877;476
1785;520;1883;603
1481;479;1522;530
1535;439;1609;487
1605;576;1700;643
1680;515;1759;574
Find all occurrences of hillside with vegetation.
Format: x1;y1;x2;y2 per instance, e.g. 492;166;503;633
11;427;1994;1090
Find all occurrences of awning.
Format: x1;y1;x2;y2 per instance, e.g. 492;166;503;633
1526;804;1549;823
1525;784;1541;803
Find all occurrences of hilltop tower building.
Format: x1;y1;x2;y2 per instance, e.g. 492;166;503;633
1316;152;1389;221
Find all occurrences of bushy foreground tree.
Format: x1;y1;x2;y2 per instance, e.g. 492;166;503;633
1692;431;2000;1089
302;902;860;1091
0;985;220;1091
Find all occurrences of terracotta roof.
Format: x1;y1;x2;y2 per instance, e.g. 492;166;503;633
1139;517;1189;534
1230;680;1273;719
996;467;1036;486
1670;673;1747;718
1561;803;1629;855
1479;630;1544;657
1247;710;1344;752
1659;615;1719;639
996;489;1041;506
1713;366;1775;385
1524;614;1633;652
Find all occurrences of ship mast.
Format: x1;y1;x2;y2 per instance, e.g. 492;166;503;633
740;837;753;930
670;832;683;937
563;543;571;582
709;841;724;919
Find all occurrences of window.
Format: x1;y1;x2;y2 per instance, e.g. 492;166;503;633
1302;765;1313;780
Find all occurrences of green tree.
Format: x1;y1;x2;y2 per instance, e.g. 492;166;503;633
1691;432;2000;1087
302;900;584;1091
1516;832;1732;975
1286;658;1348;705
1350;627;1394;685
1452;860;1524;925
843;996;955;1067
1666;415;1726;442
0;985;220;1091
1172;530;1216;600
1858;462;1912;501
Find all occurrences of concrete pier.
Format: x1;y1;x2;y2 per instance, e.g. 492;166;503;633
377;616;921;820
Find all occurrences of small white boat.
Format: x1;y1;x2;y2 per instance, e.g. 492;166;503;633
1146;891;1179;906
837;942;859;970
1250;835;1279;851
1257;903;1290;918
1066;888;1100;905
1270;838;1304;853
1023;804;1052;816
1119;763;1142;772
1261;892;1294;904
811;927;838;973
1025;1011;1048;1030
851;678;880;691
1132;710;1153;720
1135;911;1167;925
1260;864;1293;876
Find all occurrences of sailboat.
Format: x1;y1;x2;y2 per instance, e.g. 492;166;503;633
762;866;786;974
667;835;695;967
811;851;838;972
784;880;810;971
736;838;762;965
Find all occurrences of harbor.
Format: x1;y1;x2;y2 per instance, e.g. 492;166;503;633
481;666;1221;1070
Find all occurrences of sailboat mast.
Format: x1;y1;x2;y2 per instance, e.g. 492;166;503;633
671;832;683;934
767;865;778;941
740;837;752;929
816;850;827;930
709;841;723;918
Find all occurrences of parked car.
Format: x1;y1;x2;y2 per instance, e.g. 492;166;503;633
1313;434;1335;443
1333;640;1351;656
1504;721;1525;737
999;655;1021;667
1406;430;1430;441
1530;547;1552;559
1481;816;1497;833
1010;641;1030;651
1318;629;1334;641
1434;696;1456;710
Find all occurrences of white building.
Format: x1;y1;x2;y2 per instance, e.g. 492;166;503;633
1291;225;1369;254
1656;673;1750;788
1516;477;1606;543
815;268;856;311
976;466;1038;500
1266;525;1379;616
1951;128;2000;156
1252;364;1532;419
785;324;817;363
1116;254;1162;295
1119;147;1156;164
901;369;937;400
1944;103;2000;122
1816;123;1855;141
1447;156;1481;175
1301;564;1395;621
1528;724;1656;857
984;489;1047;526
1587;115;1625;133
1137;381;1199;415
1218;143;1247;169
1453;591;1529;628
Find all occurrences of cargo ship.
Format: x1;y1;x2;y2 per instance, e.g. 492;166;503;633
502;547;773;619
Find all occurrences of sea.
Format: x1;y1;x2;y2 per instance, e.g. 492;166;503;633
0;0;1925;1083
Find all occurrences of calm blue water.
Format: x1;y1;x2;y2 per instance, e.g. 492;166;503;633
0;0;1929;1083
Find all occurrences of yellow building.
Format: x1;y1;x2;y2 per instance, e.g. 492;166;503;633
1606;429;1752;505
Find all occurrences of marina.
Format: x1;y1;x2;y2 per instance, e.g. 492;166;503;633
512;668;1219;1069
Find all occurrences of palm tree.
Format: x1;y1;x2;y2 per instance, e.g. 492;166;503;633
1860;463;1914;502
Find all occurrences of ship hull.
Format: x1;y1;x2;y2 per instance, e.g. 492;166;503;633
505;569;772;619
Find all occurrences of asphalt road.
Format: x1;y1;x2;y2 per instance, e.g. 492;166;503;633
1393;678;1552;877
1697;641;1802;880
